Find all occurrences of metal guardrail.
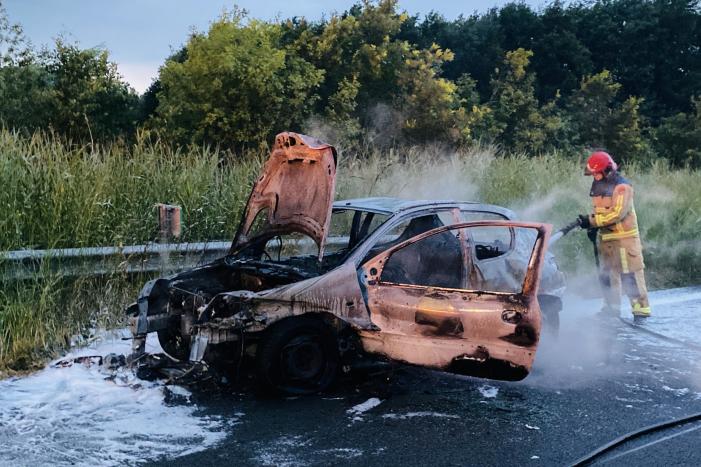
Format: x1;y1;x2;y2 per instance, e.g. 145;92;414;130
0;234;355;281
1;241;231;280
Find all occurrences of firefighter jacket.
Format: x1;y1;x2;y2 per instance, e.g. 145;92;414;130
587;172;640;242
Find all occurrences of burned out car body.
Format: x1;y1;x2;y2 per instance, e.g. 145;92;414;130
127;132;562;393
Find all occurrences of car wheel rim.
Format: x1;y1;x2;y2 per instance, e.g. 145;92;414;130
280;335;325;383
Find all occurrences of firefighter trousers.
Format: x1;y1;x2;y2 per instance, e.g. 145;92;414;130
599;237;651;316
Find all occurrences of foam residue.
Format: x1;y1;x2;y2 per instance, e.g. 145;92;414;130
316;448;364;459
0;330;230;466
478;385;499;398
662;385;691;397
381;411;459;420
252;436;364;466
252;435;311;467
346;397;383;422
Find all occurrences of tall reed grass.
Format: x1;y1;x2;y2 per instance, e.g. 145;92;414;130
2;130;700;372
0;130;262;251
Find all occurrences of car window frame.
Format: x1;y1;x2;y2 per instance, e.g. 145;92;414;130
321;207;392;270
351;205;515;268
361;220;548;297
460;209;516;263
356;208;460;266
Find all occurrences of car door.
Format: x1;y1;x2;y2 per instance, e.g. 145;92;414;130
357;220;551;381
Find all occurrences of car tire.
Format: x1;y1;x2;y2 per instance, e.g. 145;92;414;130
538;294;561;335
255;316;339;396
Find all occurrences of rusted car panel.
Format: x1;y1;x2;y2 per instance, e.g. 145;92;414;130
127;132;560;394
357;221;549;380
231;132;337;256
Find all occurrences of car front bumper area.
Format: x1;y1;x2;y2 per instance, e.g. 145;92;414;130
126;281;262;362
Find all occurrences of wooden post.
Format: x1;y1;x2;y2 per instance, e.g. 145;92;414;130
157;204;182;242
156;203;181;274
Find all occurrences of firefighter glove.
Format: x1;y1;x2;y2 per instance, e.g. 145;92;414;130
578;214;591;229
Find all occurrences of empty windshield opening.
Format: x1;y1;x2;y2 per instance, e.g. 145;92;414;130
231;208;390;273
323;208;390;270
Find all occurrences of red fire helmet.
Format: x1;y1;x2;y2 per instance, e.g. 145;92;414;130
585;151;618;175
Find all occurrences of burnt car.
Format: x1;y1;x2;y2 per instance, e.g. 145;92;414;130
127;132;563;394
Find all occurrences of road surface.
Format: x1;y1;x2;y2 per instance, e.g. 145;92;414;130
2;287;701;466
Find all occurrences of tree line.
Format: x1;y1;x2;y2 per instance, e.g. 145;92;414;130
0;0;700;165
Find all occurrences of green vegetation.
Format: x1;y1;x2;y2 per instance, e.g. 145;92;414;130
0;130;260;251
2;0;701;164
0;274;138;373
2;132;700;373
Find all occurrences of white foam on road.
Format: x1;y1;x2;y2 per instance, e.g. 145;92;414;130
662;385;691;396
0;330;230;466
382;411;459;420
253;435;311;467
346;397;383;423
478;385;499;398
347;397;383;415
252;436;364;466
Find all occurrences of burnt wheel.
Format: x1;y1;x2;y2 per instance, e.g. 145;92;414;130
255;317;339;396
157;319;190;361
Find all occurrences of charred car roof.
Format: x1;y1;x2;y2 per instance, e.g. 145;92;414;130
333;197;516;219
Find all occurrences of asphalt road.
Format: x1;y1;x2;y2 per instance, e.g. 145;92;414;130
148;287;701;467
2;288;700;466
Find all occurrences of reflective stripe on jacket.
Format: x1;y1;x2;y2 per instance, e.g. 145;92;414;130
588;172;640;242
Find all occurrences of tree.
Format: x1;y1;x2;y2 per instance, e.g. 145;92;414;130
0;6;137;141
301;0;409;117
152;11;324;148
289;0;466;145
45;41;139;141
487;48;562;153
137;46;187;126
653;97;701;167
531;1;592;100
397;44;459;141
570;70;649;162
572;0;701;119
0;62;54;130
452;73;498;144
0;0;31;66
0;2;54;130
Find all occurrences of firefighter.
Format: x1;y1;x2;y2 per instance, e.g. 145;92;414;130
577;151;651;323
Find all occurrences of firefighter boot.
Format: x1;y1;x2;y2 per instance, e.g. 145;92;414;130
632;302;651;324
628;270;651;324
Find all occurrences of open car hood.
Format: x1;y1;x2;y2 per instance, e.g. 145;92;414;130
231;132;337;257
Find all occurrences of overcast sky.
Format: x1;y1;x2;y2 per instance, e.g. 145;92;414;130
4;1;543;93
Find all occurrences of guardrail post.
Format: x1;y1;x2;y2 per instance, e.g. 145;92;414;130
157;204;181;242
156;203;181;273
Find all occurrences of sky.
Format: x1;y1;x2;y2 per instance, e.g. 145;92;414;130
4;1;542;94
